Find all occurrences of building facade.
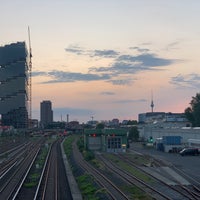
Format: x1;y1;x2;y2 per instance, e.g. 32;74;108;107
138;112;188;124
0;42;29;128
40;100;53;128
84;129;128;152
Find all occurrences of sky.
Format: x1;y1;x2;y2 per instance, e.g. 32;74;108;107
1;0;200;123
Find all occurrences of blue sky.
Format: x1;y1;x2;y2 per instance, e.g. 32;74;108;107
1;1;200;122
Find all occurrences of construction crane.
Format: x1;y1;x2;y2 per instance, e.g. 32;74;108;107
28;27;32;128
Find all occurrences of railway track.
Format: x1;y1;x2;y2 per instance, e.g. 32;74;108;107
98;153;173;200
0;136;29;155
0;136;73;200
72;139;129;200
34;139;72;200
116;152;200;200
0;142;33;178
0;141;41;200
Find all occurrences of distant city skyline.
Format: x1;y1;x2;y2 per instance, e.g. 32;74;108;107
1;1;200;123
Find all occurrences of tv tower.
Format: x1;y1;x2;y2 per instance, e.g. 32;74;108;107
150;91;154;113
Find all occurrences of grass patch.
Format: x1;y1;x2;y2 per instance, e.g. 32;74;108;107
77;174;105;200
24;181;38;188
35;145;49;168
130;154;150;165
63;135;75;157
124;185;153;200
77;136;84;152
24;145;49;188
24;172;40;188
105;154;153;183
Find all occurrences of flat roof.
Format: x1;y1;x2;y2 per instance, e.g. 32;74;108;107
84;128;127;136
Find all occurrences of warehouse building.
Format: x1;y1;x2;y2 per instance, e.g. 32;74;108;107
84;129;128;152
0;42;29;128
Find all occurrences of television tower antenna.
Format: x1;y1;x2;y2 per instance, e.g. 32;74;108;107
150;90;154;113
28;27;32;127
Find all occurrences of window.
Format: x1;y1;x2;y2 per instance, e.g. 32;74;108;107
107;137;121;149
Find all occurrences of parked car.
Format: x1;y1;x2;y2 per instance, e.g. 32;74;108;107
179;148;199;156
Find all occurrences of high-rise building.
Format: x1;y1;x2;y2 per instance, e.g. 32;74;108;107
0;42;29;128
40;100;53;127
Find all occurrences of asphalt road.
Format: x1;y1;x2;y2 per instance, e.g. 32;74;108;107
129;143;200;183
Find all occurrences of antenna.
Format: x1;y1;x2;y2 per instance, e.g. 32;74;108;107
28;27;32;127
150;90;154;113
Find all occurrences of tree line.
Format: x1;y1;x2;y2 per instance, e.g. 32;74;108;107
185;93;200;127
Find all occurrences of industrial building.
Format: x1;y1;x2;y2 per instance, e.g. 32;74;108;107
138;112;188;124
40;100;53;128
0;42;30;128
84;129;128;152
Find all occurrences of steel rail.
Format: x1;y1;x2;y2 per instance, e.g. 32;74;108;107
33;143;52;200
72;141;129;200
0;144;41;200
12;148;40;200
99;154;172;200
117;153;197;200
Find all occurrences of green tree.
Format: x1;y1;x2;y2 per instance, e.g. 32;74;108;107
128;126;139;142
96;123;104;129
127;120;138;125
185;93;200;126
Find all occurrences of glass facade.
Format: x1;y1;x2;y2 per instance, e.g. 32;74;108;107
107;137;122;152
0;42;29;128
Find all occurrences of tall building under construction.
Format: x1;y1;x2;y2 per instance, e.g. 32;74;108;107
0;42;30;128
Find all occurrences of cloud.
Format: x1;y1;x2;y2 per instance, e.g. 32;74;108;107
107;78;134;85
33;69;134;86
65;45;85;55
89;52;176;77
92;50;119;58
164;41;181;51
39;70;111;83
100;91;115;95
170;73;200;89
65;44;176;69
113;99;147;104
117;53;175;67
140;42;152;46
32;71;47;77
89;60;167;77
129;46;150;53
36;47;177;86
89;62;142;75
65;45;119;58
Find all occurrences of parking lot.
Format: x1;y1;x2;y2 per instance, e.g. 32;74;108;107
129;142;200;183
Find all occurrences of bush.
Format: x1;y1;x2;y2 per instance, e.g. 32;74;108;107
77;136;84;152
84;150;95;161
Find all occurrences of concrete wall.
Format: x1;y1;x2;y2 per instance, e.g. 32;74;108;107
140;126;200;143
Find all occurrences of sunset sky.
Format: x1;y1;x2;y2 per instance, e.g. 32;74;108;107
1;0;200;123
